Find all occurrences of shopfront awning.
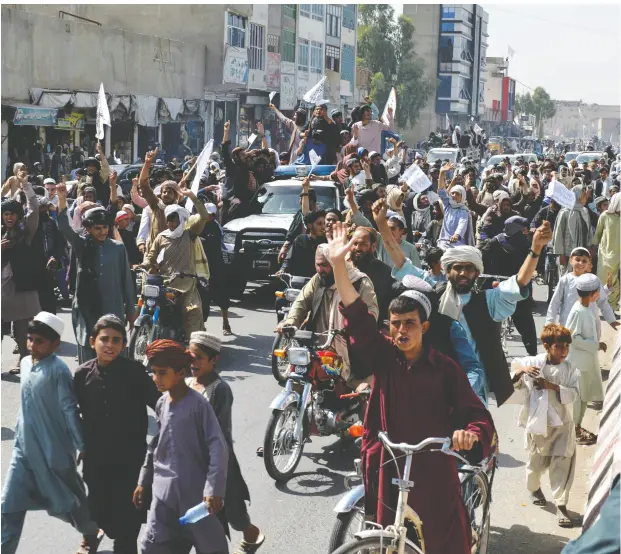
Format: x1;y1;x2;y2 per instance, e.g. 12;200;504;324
29;88;73;108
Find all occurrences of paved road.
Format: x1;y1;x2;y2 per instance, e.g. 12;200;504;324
1;282;590;553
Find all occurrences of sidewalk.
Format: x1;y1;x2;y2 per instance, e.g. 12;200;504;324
564;322;617;538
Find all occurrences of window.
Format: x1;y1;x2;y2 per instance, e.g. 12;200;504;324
268;34;279;54
283;4;296;20
341;44;355;83
438;75;452;98
442;7;455;18
326;45;340;72
439;36;453;63
282;29;296;63
300;4;311;18
227;12;247;48
249;23;265;70
327;5;342;37
342;5;356;30
298;38;309;72
310;40;323;73
311;5;324;21
441;22;455;32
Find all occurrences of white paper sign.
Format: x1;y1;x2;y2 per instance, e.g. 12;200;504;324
382;87;397;121
95;82;111;140
269;91;276;104
156;247;166;265
545;179;575;210
303;76;327;104
246;133;258;149
402;163;432;193
185;139;214;211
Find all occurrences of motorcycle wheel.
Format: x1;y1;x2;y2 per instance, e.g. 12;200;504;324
129;322;152;365
263;406;305;482
328;498;366;553
271;334;297;385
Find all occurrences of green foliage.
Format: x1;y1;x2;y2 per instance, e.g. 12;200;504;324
357;5;435;128
516;87;556;136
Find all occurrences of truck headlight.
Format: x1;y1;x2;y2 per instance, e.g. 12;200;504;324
223;231;237;245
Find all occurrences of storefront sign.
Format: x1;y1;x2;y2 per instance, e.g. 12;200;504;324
56;112;85;131
223;46;248;85
266;52;281;89
13;106;58;126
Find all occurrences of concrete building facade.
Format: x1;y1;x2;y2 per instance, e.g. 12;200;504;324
543;100;620;142
403;4;488;142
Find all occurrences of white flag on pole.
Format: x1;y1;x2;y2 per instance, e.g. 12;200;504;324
269;91;276;104
545;179;575;210
308;149;321;176
95;83;111;140
246;133;258;150
508;45;515;59
400;163;432;193
185;139;214;211
445;113;450;129
303;76;327;104
382;87;397;121
474;123;483;135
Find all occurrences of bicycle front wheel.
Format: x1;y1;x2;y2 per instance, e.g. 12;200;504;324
462;472;491;554
331;535;422;554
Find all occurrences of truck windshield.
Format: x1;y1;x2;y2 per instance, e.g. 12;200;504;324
254;185;337;214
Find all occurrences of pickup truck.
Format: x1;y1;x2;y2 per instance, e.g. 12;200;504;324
222;166;340;295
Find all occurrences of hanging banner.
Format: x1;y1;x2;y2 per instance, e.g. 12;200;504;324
382;87;397;121
185;139;214;211
13;106;58;127
303;76;327;104
96;83;111;140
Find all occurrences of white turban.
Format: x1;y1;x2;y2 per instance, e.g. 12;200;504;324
493;190;510;204
438;246;484;320
449;185;467;208
161;204;190;240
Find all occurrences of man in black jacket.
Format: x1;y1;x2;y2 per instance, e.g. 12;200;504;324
280;210;327;278
220;120;253;223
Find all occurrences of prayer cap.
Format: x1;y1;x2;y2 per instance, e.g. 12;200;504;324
204;202;217;214
401;274;433;292
399;290;432;320
43;178;56;185
386;210;407;228
190;332;222;353
575;274;600;292
368;151;380;160
115;211;129;223
570;247;591;259
594;196;607;208
122;203;135;213
34;311;64;337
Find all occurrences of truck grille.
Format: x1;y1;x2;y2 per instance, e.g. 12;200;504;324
240;229;287;253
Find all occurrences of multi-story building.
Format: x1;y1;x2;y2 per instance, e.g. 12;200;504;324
543;100;620;142
1;4;358;177
482;56;516;135
402;4;489;142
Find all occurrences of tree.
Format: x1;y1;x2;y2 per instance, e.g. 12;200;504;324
515;87;556;136
357;6;435;129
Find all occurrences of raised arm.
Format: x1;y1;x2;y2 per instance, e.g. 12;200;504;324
516;221;552;288
185;190;209;236
56;183;82;250
139;148;160;210
372;198;406;269
130;178;148;209
300;177;311;214
269;104;294;132
96;142;110;183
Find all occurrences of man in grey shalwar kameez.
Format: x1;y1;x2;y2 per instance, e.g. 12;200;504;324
1;312;101;554
137;340;229;554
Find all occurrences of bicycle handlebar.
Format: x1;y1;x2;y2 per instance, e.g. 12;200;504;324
377;432;471;465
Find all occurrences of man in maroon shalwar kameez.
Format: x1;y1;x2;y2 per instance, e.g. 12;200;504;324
328;222;497;554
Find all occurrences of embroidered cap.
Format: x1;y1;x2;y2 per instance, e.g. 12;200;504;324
33;311;64;337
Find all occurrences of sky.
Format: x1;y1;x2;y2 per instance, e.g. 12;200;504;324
392;3;621;105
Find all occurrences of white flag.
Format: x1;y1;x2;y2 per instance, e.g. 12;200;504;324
246;133;258;150
445;113;450;129
508;45;515;59
185;139;214;211
95;83;111;140
400;164;432;193
269;91;276;104
382;87;397;121
545;179;575;210
474;123;483;135
308;149;321;175
303;76;327;104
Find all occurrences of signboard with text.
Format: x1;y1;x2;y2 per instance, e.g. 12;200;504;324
13;106;58;126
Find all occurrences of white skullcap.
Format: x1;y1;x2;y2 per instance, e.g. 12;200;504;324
190;331;221;353
399;290;432;320
575;273;600;292
570;247;591;259
205;202;217;214
82;206;105;221
386;210;407;228
441;246;484;275
33;311;64;337
401;274;433;292
43;178;56;186
493;190;510;203
122;203;135;213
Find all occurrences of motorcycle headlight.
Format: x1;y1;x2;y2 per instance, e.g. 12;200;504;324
287;347;311;366
223;231;237;245
144;285;160;298
284;289;300;302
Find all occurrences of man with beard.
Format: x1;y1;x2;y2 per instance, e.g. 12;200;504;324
386;209;552;405
276;245;378;335
84;143;112;207
478;190;519;247
348;226;395;326
330;109;346;134
481;216;538;355
269;104;307;162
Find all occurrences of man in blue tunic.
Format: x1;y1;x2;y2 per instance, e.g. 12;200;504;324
1;312;102;554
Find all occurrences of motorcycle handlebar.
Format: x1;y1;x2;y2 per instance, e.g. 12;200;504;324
340;390;370;399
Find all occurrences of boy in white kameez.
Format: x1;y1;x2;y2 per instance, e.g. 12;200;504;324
565;273;607;446
512;323;580;528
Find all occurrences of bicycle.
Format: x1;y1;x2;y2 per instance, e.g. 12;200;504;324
331;432;496;554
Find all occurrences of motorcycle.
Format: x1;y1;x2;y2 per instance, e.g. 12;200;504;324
263;327;366;482
271;272;311;385
129;269;209;365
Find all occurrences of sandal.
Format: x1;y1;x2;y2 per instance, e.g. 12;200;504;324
235;533;265;554
557;506;573;528
222;325;233;336
76;529;104;554
577;429;597;445
530;489;547;506
8;367;20;375
256;446;264;458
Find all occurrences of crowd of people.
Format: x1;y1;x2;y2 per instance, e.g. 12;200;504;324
1;95;620;554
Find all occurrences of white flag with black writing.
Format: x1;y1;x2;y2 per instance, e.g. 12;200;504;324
185;140;214;210
303;76;327;104
96;83;111;140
